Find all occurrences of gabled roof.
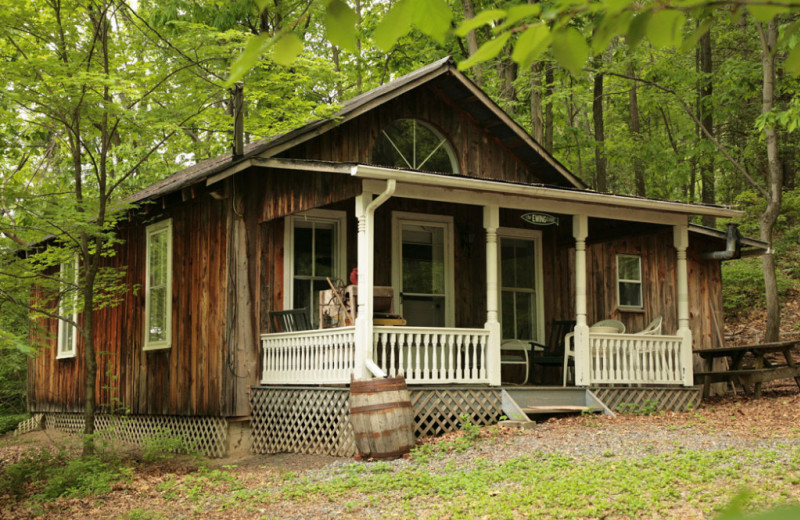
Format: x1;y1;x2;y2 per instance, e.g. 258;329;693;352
129;57;584;204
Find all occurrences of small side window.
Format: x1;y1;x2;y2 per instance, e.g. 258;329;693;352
144;219;173;350
57;255;79;359
617;254;643;309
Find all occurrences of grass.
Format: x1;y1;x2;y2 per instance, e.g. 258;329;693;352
3;426;800;519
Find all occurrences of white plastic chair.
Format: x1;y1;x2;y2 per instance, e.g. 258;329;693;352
635;316;662;335
501;339;533;385
562;319;626;386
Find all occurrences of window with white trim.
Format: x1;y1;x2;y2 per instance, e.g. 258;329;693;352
371;119;459;174
57;255;79;359
617;254;643;309
144;219;173;350
284;210;347;328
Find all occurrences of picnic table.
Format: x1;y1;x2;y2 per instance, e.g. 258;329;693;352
693;340;800;398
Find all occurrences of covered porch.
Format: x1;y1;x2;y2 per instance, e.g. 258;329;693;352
257;161;740;390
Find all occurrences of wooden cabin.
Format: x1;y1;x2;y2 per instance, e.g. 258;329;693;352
28;57;766;456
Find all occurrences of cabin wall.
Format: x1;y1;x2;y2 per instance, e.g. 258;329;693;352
576;229;722;349
282;87;541;184
28;190;244;417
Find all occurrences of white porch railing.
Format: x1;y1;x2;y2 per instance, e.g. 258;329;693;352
587;333;686;385
260;326;356;384
372;326;490;384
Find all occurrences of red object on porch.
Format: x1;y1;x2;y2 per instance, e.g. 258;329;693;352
350;267;358;285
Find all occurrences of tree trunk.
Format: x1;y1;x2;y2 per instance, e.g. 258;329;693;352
460;0;483;86
699;29;715;227
544;65;554;153
759;21;783;342
530;61;544;143
593;58;607;192
628;61;645;197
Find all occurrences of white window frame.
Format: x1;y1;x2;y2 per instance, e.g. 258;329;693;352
391;211;455;327
57;255;79;360
144;218;173;351
283;209;348;315
372;119;460;174
497;227;545;345
616;254;644;310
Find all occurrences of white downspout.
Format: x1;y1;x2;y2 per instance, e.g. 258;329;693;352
354;179;396;379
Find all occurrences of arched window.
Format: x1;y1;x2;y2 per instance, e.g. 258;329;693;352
371;119;459;174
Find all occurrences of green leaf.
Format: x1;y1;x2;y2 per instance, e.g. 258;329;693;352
786;46;800;76
373;0;413;51
778;18;800;48
747;4;790;23
409;0;453;43
551;28;589;76
325;0;359;52
603;0;633;16
454;9;506;37
627;11;652;48
496;4;542;32
591;10;633;54
226;33;271;85
458;32;511;70
647;9;686;49
680;17;713;52
272;32;304;66
511;24;552;69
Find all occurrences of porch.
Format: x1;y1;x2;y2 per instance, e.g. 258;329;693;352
259;326;691;387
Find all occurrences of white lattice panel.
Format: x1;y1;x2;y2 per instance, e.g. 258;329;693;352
590;386;701;412
409;388;502;438
14;414;44;436
43;413;229;457
250;387;356;457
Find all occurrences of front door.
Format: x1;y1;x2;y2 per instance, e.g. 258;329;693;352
499;228;544;344
392;212;454;327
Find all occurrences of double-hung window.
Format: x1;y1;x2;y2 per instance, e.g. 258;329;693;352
284;210;347;328
144;219;173;350
617;254;643;309
57;255;79;359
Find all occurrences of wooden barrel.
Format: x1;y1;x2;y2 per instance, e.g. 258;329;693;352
349;377;415;459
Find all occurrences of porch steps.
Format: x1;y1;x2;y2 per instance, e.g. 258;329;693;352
503;387;615;418
521;405;601;415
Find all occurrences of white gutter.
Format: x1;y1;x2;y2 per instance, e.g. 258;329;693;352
350;164;743;219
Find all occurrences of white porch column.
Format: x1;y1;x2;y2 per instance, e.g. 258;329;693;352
484;205;502;386
573;214;591;386
354;192;373;380
674;223;694;386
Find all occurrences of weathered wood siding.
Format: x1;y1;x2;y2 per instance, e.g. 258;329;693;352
579;229;722;349
29;192;235;416
282;87;542;184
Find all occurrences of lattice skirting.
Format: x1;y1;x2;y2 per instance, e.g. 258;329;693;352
14;413;44;436
409;387;502;438
250;386;504;457
251;387;356;457
590;386;702;413
40;413;229;458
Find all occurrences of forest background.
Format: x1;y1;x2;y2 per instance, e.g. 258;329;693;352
0;0;798;432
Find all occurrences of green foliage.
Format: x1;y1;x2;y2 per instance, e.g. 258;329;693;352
0;444;131;501
722;258;794;316
615;399;661;416
140;427;200;462
0;413;28;435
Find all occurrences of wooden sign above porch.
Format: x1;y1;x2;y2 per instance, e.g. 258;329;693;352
521;212;559;226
